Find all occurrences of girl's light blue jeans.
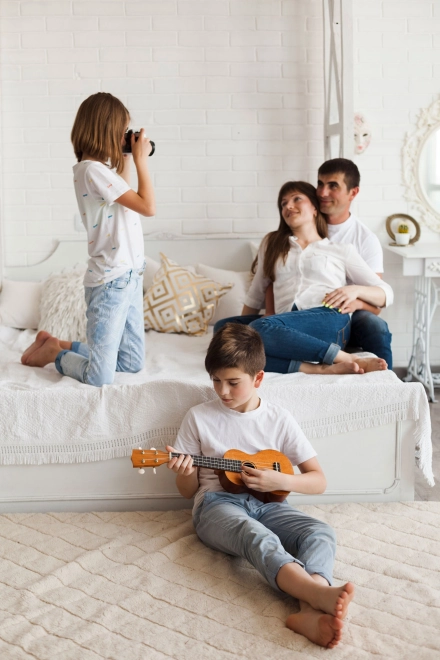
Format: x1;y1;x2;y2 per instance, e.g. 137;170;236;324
193;491;336;591
55;269;145;386
214;306;351;373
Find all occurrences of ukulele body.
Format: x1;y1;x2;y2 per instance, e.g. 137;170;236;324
217;449;294;503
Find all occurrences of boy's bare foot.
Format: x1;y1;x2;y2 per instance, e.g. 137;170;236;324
314;582;355;619
286;609;343;648
353;357;387;373
21;330;52;364
25;337;62;367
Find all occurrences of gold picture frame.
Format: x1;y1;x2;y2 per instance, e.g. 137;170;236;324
385;213;421;246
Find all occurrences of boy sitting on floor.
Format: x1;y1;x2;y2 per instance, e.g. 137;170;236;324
166;323;354;649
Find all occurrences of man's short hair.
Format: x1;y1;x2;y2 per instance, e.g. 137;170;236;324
205;323;266;377
318;158;360;191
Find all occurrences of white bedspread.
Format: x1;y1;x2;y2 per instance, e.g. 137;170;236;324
0;326;433;485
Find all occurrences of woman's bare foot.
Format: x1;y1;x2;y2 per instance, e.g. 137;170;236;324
353;357;387;373
286;609;343;648
300;362;363;375
25;337;62;367
312;582;355;619
21;330;52;364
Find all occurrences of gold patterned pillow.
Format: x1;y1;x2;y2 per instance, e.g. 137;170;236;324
143;253;233;336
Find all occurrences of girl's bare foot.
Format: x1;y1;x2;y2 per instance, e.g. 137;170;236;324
25;337;62;367
286;609;343;648
313;582;355;619
21;330;52;364
353;357;387;373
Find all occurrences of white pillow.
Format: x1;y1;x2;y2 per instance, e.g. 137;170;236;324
38;268;87;342
196;264;252;325
250;240;262;260
143;256;160;292
0;279;42;329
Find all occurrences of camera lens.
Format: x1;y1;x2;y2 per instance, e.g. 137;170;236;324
123;130;155;157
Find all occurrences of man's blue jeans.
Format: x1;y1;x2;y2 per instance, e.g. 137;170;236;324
55;269;145;386
348;310;393;369
214;306;351;373
193;492;337;590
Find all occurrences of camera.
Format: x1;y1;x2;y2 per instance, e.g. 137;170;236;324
123;130;155;156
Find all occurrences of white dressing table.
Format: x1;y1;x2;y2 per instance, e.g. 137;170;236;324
385;243;440;402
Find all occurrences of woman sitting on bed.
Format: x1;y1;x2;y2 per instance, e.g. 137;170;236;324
214;181;393;375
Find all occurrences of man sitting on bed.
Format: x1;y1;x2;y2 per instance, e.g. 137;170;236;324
262;159;392;369
316;158;393;368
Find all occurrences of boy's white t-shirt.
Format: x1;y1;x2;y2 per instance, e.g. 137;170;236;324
73;160;145;287
326;213;384;274
173;398;317;510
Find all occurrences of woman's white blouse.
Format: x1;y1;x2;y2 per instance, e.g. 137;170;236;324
244;237;394;314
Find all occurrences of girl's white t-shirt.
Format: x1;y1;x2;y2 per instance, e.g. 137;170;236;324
173;398;317;510
73;160;145;287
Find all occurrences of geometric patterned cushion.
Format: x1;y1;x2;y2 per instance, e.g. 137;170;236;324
143;253;233;336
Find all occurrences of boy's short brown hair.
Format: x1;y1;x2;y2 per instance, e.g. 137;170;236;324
205;323;266;377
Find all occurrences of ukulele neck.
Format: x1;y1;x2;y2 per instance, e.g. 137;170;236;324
169;452;242;473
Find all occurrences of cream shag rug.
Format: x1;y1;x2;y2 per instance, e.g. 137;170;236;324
0;503;439;660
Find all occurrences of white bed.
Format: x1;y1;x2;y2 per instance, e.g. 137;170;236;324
0;236;434;512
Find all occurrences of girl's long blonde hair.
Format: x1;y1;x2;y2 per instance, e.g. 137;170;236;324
71;92;129;174
252;181;328;281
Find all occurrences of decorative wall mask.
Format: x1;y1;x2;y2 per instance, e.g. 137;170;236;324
354;112;372;155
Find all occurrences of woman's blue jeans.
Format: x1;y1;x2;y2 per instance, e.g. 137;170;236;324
55;269;145;386
193;492;337;590
214;306;351;373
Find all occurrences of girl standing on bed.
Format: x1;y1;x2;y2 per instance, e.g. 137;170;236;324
214;181;393;376
21;92;155;386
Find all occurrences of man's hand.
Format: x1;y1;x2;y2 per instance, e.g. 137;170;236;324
323;286;361;314
240;466;287;492
165;445;196;476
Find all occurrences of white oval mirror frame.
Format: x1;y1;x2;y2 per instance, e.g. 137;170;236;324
402;98;440;233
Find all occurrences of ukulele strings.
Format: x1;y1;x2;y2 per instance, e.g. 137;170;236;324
139;454;288;469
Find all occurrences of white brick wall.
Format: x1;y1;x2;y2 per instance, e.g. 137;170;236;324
0;0;440;367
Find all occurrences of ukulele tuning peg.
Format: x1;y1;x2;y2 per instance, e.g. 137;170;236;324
138;447;142;450
138;468;145;475
150;447;156;450
153;468;157;475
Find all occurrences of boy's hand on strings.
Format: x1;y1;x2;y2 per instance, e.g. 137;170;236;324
165;445;196;476
240;465;285;492
322;285;360;314
131;128;153;161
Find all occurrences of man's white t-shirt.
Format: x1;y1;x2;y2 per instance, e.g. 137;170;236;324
173;398;317;510
73;160;145;287
326;213;383;274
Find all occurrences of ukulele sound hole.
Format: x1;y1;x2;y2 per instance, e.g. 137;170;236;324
242;461;256;470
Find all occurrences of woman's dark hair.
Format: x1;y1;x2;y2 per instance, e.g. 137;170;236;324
252;181;328;282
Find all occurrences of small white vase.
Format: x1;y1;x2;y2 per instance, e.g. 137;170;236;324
395;233;410;246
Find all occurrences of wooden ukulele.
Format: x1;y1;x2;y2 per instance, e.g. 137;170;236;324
131;448;294;503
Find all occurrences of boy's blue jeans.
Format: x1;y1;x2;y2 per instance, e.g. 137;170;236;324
193;492;336;590
55;269;145;386
214;306;351;373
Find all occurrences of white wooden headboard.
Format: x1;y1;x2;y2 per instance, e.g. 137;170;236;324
4;234;263;282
